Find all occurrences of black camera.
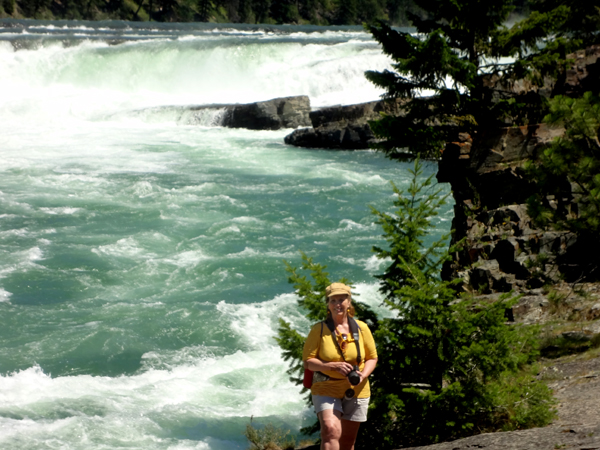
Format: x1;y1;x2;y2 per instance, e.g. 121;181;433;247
347;365;360;386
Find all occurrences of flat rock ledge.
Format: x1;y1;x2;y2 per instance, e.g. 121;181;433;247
208;95;312;130
132;96;312;130
401;425;600;450
404;355;600;450
284;99;404;150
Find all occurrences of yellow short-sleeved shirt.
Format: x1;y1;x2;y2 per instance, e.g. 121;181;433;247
302;319;377;399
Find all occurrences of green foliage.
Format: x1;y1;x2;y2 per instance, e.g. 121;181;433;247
487;0;600;123
359;161;553;447
275;319;307;388
2;0;15;15
371;161;453;300
527;93;600;234
269;0;300;24
196;0;213;21
8;0;412;23
282;252;337;322
244;422;296;450
494;0;600;77
526;92;600;279
486;364;556;431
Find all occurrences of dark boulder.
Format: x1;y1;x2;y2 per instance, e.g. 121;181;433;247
194;96;311;130
284;99;404;150
284;122;374;149
131;96;311;130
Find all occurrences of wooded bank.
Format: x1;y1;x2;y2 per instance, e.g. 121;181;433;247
0;0;529;26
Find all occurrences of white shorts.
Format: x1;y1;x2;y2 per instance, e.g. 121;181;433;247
312;395;370;422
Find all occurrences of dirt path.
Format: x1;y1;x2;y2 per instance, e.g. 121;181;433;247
546;355;600;430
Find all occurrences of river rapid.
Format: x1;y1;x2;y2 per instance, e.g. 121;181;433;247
0;19;451;450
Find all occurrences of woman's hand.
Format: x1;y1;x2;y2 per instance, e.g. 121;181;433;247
326;361;354;376
354;369;365;385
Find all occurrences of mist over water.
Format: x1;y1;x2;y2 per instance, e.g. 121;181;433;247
0;20;451;450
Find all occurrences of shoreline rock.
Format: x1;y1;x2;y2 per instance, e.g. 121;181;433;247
401;424;600;450
284;99;404;149
400;352;600;450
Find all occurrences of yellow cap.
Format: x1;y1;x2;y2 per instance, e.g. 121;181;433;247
326;282;351;298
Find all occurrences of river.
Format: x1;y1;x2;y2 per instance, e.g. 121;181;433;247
0;19;451;450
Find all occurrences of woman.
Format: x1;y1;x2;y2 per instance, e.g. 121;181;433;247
302;282;378;450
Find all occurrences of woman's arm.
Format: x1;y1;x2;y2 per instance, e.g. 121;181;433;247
357;358;377;384
305;358;354;377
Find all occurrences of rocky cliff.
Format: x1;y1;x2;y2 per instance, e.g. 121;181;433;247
437;125;573;294
438;46;600;296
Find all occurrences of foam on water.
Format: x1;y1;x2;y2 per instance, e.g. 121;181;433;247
0;290;312;450
0;288;12;302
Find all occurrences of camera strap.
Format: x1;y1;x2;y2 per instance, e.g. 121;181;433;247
325;316;362;364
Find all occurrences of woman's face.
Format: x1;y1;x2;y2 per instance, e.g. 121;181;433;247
328;294;351;317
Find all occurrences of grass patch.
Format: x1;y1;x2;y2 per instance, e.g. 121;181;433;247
244;422;296;450
487;364;557;431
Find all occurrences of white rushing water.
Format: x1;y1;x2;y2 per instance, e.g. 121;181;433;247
0;20;451;450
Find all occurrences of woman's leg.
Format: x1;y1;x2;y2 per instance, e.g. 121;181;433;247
318;409;343;450
339;419;361;450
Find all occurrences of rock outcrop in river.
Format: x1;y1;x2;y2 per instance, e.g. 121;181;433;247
133;96;312;130
284;99;404;149
214;95;311;130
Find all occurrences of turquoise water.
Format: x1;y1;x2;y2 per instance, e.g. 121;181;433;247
0;20;451;450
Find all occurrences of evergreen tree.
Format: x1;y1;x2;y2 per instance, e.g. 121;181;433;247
214;0;240;21
489;0;600;123
487;0;600;282
356;0;385;24
2;0;16;15
364;0;600;161
0;0;435;24
252;0;271;23
363;161;553;448
152;0;179;21
385;0;412;25
334;0;357;24
269;0;299;23
494;0;600;76
197;0;213;21
237;0;253;22
365;0;515;160
296;0;324;24
17;0;53;18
